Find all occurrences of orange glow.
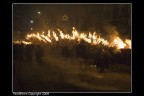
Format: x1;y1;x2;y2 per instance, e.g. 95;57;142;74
14;27;131;49
125;39;131;49
109;36;127;49
13;40;32;45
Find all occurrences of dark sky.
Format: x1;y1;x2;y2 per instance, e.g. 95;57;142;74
13;4;131;39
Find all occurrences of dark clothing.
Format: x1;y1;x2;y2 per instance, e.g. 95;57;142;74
94;44;110;73
61;45;70;58
35;45;44;64
76;41;88;60
13;43;25;62
26;44;34;64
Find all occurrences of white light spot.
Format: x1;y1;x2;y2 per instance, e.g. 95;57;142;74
30;20;33;23
38;11;41;14
30;28;33;30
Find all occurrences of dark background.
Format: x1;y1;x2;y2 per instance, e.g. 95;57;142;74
1;1;139;95
13;4;131;40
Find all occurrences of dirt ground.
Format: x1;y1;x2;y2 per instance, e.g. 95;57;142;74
13;54;131;92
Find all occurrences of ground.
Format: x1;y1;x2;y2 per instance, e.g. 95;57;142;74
13;54;131;92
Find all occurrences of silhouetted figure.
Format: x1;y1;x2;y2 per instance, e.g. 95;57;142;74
76;40;88;60
35;45;44;64
113;48;121;64
93;46;99;68
103;46;111;68
61;45;70;59
68;43;75;58
26;44;33;64
96;43;105;73
13;43;25;61
13;43;19;62
120;49;131;65
13;43;26;75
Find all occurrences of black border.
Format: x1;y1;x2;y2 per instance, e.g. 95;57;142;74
3;1;139;95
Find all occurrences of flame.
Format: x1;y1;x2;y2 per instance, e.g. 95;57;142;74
125;39;131;49
14;27;131;49
52;31;59;41
41;34;52;43
47;30;51;38
110;37;126;49
13;40;32;45
26;32;52;44
58;29;64;39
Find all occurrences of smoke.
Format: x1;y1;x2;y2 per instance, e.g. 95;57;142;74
103;24;119;43
14;41;131;91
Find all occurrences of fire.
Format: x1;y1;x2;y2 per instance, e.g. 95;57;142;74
111;37;126;49
52;31;59;41
26;32;52;44
108;36;131;49
41;34;52;43
58;29;64;39
72;27;79;39
47;30;51;38
125;39;131;49
14;27;131;49
13;40;32;45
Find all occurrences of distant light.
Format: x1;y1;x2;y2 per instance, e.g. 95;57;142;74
30;28;33;30
38;11;41;14
30;20;34;23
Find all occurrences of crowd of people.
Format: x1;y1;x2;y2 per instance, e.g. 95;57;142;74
60;40;131;73
13;43;44;74
13;41;131;74
13;43;44;64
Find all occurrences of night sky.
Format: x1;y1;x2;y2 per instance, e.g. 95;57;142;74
13;4;131;40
